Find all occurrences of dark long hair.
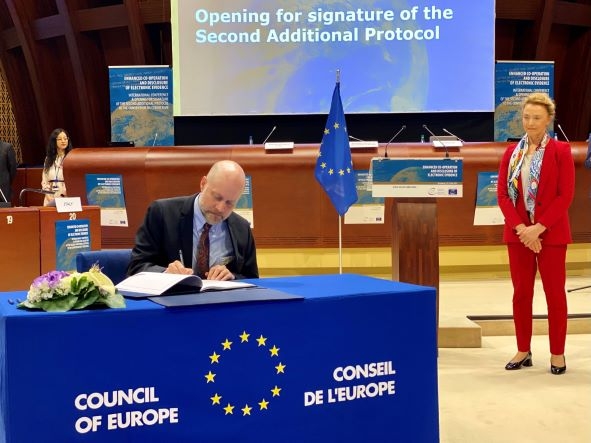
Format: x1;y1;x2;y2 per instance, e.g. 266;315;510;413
43;128;73;170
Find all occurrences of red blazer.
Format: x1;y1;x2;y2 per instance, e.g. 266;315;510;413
497;138;575;245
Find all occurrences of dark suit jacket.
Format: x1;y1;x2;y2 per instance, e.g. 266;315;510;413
497;138;575;245
0;141;17;202
127;194;259;279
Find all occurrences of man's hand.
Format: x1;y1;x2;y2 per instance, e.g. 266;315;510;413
164;260;193;274
205;265;234;281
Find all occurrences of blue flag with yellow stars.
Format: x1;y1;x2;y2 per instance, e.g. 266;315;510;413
314;82;358;216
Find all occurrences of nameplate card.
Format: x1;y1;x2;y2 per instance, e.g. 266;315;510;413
429;136;463;148
265;141;294;150
349;141;379;149
55;197;83;213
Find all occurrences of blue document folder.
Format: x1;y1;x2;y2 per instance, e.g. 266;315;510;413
148;287;303;307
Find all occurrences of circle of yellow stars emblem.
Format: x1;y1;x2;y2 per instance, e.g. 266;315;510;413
204;330;287;416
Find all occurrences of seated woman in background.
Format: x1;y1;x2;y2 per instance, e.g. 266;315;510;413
41;128;73;206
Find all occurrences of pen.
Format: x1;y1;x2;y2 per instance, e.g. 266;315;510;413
178;249;185;267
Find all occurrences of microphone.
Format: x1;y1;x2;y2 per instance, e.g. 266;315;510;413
423;124;449;159
18;188;55;207
262;126;277;145
557;124;570;142
442;128;465;143
0;187;7;203
151;132;158;146
384;125;406;158
348;135;364;142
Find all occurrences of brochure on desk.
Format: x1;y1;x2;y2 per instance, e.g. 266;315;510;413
116;272;303;307
371;157;463;198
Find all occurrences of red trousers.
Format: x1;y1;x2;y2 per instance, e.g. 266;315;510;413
507;243;568;355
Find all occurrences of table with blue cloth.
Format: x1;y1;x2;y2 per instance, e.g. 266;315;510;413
0;274;439;443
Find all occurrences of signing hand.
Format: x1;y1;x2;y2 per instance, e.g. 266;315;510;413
164;260;193;275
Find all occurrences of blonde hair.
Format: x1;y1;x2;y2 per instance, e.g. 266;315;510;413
522;92;555;117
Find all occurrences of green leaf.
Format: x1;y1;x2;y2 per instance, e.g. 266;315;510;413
17;300;38;310
73;289;100;309
36;295;79;312
71;275;94;296
102;292;126;309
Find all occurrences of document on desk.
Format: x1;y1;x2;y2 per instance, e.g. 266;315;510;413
116;272;255;298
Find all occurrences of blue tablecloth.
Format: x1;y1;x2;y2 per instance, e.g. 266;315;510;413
0;274;439;442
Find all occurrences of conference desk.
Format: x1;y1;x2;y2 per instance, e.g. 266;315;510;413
0;274;438;443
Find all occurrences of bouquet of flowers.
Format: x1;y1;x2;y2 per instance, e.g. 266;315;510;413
18;265;126;312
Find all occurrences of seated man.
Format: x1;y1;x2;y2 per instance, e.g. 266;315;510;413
128;160;258;280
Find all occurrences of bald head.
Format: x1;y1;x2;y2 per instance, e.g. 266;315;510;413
199;160;246;225
207;160;246;189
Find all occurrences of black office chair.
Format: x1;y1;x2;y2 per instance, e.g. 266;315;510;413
75;249;132;285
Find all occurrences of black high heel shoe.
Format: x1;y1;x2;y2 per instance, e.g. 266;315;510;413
505;351;533;370
550;356;566;375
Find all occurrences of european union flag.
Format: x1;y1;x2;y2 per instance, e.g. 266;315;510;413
314;82;358;216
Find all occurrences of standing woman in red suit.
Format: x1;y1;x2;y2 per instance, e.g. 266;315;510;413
497;92;575;375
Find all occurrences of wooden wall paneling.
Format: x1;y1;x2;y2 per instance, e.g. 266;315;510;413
563;29;591;137
554;1;591;27
55;0;97;145
3;1;50;162
98;27;133;67
494;21;517;59
123;0;152;64
533;0;556;58
0;44;44;164
76;5;130;31
37;36;82;141
496;0;541;20
138;0;170;24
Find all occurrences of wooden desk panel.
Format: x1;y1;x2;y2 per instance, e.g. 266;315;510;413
63;143;591;249
0;208;40;291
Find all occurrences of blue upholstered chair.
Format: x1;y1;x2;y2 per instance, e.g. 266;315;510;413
75;249;132;285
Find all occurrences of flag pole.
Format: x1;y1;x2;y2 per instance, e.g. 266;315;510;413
338;215;343;274
337;68;343;274
315;68;357;275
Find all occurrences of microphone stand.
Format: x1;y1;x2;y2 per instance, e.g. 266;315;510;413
442;128;465;143
384;125;406;158
0;187;8;203
423;124;450;159
19;188;55;207
556;124;570;142
262;126;277;145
